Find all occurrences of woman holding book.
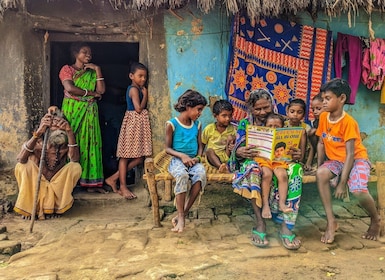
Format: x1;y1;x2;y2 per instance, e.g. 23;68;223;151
228;89;303;250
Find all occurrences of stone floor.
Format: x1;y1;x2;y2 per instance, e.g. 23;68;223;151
0;180;384;279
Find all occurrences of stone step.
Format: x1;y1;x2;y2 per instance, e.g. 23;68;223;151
0;240;21;255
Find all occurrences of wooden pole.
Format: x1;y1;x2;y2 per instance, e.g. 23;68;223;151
29;129;50;233
144;158;162;227
376;161;385;236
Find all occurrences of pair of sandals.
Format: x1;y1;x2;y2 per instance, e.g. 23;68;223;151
251;228;301;250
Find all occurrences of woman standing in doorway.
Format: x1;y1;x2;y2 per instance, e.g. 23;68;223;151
59;42;106;192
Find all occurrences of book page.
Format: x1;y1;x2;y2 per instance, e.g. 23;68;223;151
246;125;303;161
272;127;303;161
246;125;275;160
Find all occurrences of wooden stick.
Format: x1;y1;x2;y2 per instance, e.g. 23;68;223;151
29;129;50;233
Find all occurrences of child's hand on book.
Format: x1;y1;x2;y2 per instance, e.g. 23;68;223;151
288;147;301;162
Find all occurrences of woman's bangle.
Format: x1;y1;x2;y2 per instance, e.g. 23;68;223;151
96;77;104;81
83;89;88;97
32;131;40;139
196;155;202;163
23;143;34;153
68;143;78;147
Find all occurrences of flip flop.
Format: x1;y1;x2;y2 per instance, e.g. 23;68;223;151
251;228;268;248
278;231;301;250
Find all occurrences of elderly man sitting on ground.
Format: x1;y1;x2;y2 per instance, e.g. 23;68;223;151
14;106;82;220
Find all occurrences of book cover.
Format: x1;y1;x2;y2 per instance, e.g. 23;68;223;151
246;125;303;161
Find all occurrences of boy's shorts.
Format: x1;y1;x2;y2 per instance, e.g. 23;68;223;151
321;159;371;193
255;157;288;170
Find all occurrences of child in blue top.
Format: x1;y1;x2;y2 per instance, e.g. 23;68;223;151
165;89;208;233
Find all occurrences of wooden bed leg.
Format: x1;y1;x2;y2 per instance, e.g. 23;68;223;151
376;161;385;236
144;158;162;227
164;180;172;201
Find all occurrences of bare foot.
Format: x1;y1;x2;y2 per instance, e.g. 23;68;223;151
218;163;229;173
171;216;178;227
279;204;293;214
105;177;119;193
262;204;272;219
87;187;108;194
321;221;339;244
119;187;137;200
171;214;185;233
362;217;381;241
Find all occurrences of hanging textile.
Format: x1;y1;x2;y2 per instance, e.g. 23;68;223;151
361;38;385;92
334;32;362;104
226;13;333;122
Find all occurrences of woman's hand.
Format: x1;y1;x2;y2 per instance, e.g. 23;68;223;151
84;63;100;71
236;145;259;160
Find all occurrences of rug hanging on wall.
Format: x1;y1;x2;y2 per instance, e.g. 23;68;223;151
226;13;333;122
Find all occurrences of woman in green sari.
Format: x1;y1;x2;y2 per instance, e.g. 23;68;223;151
59;42;105;192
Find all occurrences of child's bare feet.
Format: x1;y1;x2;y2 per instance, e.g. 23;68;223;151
321;220;339;244
362;216;381;241
218;163;229;173
279;204;293;214
105;177;119;193
262;204;272;219
171;214;185;233
119;186;137;200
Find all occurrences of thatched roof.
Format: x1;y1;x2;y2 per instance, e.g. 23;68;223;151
1;0;384;22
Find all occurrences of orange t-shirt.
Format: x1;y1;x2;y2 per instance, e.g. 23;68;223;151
316;111;368;162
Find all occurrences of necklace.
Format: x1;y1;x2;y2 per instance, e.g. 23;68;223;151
45;146;61;171
326;111;345;132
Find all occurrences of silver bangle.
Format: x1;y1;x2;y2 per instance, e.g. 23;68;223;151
83;89;88;97
96;77;104;81
68;143;78;147
23;143;34;153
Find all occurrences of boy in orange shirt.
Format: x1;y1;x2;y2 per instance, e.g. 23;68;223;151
316;78;380;244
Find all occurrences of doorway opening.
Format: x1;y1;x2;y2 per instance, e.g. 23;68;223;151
50;42;139;179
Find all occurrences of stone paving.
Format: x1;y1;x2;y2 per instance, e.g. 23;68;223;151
0;180;384;279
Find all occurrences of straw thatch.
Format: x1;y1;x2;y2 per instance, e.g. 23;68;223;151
1;0;385;22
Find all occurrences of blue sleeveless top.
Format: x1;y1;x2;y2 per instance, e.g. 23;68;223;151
126;85;143;111
167;117;201;158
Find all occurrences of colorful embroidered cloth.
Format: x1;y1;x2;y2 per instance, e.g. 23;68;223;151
226;13;333;122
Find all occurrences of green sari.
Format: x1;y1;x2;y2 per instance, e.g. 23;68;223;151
62;69;103;187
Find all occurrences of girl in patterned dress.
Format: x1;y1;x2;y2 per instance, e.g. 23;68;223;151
105;62;152;199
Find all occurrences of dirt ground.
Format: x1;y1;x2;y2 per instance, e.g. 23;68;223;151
0;169;385;280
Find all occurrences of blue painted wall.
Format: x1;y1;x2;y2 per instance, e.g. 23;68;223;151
164;7;385;162
164;7;230;127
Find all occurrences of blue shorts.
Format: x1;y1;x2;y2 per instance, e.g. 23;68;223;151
168;157;207;195
321;159;371;193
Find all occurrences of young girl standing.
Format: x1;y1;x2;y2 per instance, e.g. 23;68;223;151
166;89;208;233
105;62;152;199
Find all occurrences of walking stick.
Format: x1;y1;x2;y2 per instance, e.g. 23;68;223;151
29;129;50;233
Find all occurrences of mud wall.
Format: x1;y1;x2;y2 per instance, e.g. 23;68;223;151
0;11;45;169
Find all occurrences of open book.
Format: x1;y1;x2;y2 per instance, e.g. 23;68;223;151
246;125;303;161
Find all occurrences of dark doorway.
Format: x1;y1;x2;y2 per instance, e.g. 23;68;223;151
50;42;139;179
